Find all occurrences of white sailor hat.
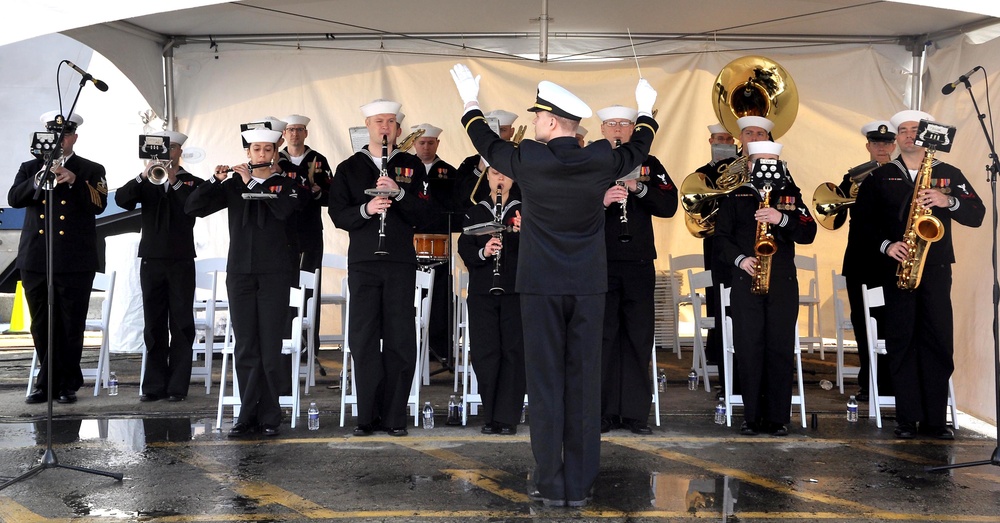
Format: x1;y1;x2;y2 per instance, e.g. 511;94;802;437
254;116;287;132
361;99;402;118
411;123;442;138
890;110;934;130
708;123;729;135
40;110;83;130
485;110;518;127
241;128;282;144
527;81;593;121
596;105;638;122
576;125;589;137
736;116;774;133
283;114;310;127
860;120;896;142
151;130;188;147
396;112;405;124
746;140;783;157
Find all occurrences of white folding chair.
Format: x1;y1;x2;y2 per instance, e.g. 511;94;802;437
279;285;309;429
687;269;718;392
832;271;860;394
453;270;471;394
794;254;823;357
668;253;704;359
319;253;348;349
190;257;230;395
650;339;662;427
861;284;959;430
339;285;356;427
416;267;435;387
458;284;481;424
214;317;238;428
297;268;321;394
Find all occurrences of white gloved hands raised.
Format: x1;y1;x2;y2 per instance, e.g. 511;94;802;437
450;64;481;107
635;78;657;117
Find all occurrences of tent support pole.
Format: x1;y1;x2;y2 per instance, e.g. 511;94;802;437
163;41;176;130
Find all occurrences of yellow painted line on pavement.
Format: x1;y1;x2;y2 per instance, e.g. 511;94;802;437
0;497;47;522
442;469;531;503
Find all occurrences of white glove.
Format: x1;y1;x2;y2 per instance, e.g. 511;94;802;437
635;78;657;116
450;64;481;106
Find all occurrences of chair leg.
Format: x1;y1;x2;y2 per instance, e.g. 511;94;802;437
651;343;661;427
26;350;39;397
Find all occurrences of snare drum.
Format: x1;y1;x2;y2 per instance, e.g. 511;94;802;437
413;233;449;260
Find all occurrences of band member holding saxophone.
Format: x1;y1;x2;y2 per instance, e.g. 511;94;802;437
458;167;524;435
840;121;897;402
185;128;301;438
596;105;677;435
715;139;816;436
116;130;203;402
853;110;984;440
12;111;107;405
328;99;429;437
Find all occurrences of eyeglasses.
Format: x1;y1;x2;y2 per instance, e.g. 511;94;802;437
285;127;307;133
603;121;634;127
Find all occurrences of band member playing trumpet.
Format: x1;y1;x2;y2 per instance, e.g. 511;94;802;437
11;111;108;405
116;130;203;402
715;139;816;436
328;99;429;437
596;105;677;435
185;128;301;438
853;110;984;439
458;167;524;435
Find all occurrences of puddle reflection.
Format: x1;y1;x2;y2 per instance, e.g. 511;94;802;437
0;418;215;451
651;472;739;518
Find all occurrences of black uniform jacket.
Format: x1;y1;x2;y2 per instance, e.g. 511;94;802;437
279;146;332;252
461;109;657;295
454;153;523;214
604;154;677;261
184;174;301;274
9;154;108;272
418;157;462;234
328;147;430;265
115;168;203;259
459;198;522;295
852;158;984;275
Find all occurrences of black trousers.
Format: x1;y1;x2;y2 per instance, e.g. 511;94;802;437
140;258;196;398
521;293;603;503
601;261;654;422
228;271;295;427
881;264;954;428
467;292;525;426
730;271;798;425
22;269;94;394
348;262;417;429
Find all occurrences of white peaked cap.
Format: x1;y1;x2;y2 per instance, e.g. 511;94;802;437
283;114;310;127
708;123;729;134
485;110;518;126
411;123;442;138
40;110;83;128
860;120;894;136
890;110;934;129
746;140;783;156
528;81;592;121
576;125;588;137
361;99;402;117
596;105;638;122
241;128;282;144
151;130;188;147
737;116;774;133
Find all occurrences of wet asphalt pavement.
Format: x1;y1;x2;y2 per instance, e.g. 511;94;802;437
0;342;998;522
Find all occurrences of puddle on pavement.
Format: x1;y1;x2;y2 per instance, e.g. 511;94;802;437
649;472;740;517
0;417;217;451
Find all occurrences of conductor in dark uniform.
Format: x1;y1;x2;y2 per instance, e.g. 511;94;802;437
115;130;203;402
853;109;984;439
596;104;677;435
715;139;816;436
329;99;430;438
11;111;108;405
453;109;520;214
452;63;658;507
185;127;301;438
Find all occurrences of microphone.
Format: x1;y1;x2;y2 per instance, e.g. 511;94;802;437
941;66;982;95
64;60;109;92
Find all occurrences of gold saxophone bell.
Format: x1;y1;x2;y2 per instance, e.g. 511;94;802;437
511;125;526;144
712;55;798;139
145;159;171;185
397;128;426;152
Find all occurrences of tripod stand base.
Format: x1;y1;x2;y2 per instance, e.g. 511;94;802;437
925;446;1000;473
0;448;123;491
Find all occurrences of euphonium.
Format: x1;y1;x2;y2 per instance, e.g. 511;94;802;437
397;128;426;152
680;155;750;237
750;185;776;295
144;159;171;185
897;149;944;290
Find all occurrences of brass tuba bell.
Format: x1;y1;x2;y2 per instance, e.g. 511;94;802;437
712;55;798;139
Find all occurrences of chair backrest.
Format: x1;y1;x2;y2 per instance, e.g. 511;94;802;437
687;269;713;320
415;268;435;330
719;283;734;352
194;257;227;301
832;271;848;326
794;254;820;298
669;253;703;298
861;284;885;354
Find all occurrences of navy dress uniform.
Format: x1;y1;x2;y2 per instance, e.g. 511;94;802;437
115;130;203;401
10;111;108;404
453;110;522;215
185;128;302;437
453;64;658;506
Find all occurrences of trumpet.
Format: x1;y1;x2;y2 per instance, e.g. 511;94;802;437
34;155;65;190
144;158;171;185
397;128;426;152
490;185;504;295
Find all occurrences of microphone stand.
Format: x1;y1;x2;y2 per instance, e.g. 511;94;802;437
0;71;122;491
927;73;1000;472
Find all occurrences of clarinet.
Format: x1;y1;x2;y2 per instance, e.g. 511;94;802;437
489;184;504;295
614;139;632;242
375;135;389;256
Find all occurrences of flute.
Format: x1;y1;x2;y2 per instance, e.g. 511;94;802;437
489;184;504;296
224;161;273;174
614;139;632;243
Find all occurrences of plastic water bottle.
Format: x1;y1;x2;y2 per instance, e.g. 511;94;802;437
657;370;667;393
687;370;698;391
108;372;118;396
847;395;859;423
447;395;461;425
520;401;528;424
714;399;726;425
307;402;320;430
422;401;434;429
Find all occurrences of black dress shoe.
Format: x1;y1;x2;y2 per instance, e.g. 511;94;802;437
600;416;618;433
228;421;256;438
770;424;789;436
260;425;280;437
353;423;376;436
25;389;47;404
856;389;869;402
527;486;566;507
481;422;497;435
894;423;917;439
139;393;161;402
920;426;955;440
167;395;185;402
56;391;77;404
386;427;408;437
624;418;653;435
495;422;517;435
739;421;758;435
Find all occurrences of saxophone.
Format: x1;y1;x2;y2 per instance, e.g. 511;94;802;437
750;185;777;295
897;149;944;290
